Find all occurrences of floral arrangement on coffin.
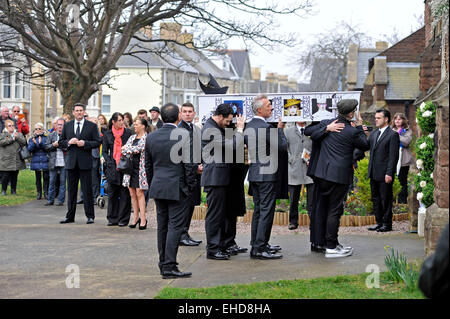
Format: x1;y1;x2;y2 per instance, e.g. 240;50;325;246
414;101;436;208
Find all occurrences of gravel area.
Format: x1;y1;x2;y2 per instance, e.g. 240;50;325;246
143;201;412;236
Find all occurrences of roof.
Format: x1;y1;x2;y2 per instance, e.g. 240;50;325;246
356;51;380;89
385;63;420;100
226;50;251;78
309;58;340;91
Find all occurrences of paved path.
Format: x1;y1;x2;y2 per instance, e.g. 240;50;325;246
0;200;425;298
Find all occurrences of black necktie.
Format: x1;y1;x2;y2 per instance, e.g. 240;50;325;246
76;122;81;138
375;130;381;144
300;128;304;136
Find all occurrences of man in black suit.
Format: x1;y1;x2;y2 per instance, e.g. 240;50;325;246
59;103;102;224
146;103;197;279
367;109;399;233
201;104;245;260
245;94;287;260
307;99;370;258
178;102;203;247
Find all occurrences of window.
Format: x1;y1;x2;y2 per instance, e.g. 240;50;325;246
102;95;111;113
15;72;22;99
3;71;11;98
22;75;30;100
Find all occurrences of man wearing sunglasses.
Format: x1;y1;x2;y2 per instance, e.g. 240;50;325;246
11;106;29;135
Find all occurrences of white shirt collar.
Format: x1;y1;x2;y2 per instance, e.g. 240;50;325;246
74;118;85;130
379;125;388;135
253;116;266;122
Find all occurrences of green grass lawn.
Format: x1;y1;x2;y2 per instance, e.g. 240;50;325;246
0;169;37;206
155;272;425;299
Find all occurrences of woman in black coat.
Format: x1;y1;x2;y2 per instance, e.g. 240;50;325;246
103;112;132;226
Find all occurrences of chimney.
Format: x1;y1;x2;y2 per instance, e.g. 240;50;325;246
375;41;389;51
160;22;182;41
346;44;359;89
252;67;261;81
139;26;152;39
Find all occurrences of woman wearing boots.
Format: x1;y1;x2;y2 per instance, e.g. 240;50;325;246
28;123;50;200
0;119;26;195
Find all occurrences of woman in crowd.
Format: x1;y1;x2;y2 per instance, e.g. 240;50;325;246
0;119;26;195
97;114;108;135
392;113;414;204
62;114;71;123
122;118;149;230
123;112;133;129
28;123;50;200
103;112;132;226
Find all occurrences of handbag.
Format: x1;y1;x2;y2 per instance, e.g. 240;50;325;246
19;145;32;160
117;154;133;175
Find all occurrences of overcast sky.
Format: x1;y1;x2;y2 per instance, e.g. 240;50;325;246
228;0;425;82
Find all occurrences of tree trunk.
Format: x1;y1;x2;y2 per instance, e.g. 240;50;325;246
56;71;96;116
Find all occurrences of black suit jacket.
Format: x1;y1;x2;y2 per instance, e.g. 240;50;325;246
145;124;197;201
308;116;370;185
178;120;201;206
367;127;400;182
201;117;244;187
102;128;133;185
59;120;102;170
244;118;287;182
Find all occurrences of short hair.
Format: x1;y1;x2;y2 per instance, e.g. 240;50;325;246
376;109;391;123
12;105;20;111
213;103;234;118
181;102;195;110
161;103;179;123
34;122;44;129
137;109;148;116
4;119;14;126
392;112;409;129
73;103;86;110
252;94;268;114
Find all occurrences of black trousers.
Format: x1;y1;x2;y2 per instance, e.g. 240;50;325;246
308;181;323;245
250;181;276;253
80;158;100;201
106;182;131;225
314;178;349;249
180;205;196;241
204;186;228;254
370;179;394;227
66;164;95;221
34;170;49;197
397;166;409;204
1;170;19;193
155;194;188;272
220;188;238;250
288;183;314;226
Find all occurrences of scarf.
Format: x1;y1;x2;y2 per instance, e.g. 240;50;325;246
112;126;124;166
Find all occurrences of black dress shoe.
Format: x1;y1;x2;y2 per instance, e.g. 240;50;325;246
107;222;118;226
44;202;54;206
10;190;16;195
288;224;298;230
162;269;192;279
227;244;248;254
250;251;283;260
60;218;74;224
188;235;202;244
179;238;199;246
118;223;128;227
266;244;282;252
206;251;230;260
36;193;42;200
377;226;392;232
368;224;382;231
86;218;94;224
311;243;326;253
77;199;84;204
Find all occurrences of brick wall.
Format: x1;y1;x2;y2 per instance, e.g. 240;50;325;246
378;27;425;63
420;39;442;92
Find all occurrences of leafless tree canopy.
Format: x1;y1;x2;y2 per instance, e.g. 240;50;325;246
0;0;313;113
292;21;372;91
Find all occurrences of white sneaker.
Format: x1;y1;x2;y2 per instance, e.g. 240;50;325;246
337;244;352;252
325;246;353;258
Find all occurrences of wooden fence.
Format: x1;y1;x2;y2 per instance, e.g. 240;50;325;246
192;206;409;227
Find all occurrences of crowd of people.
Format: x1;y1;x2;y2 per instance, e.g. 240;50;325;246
0;98;417;279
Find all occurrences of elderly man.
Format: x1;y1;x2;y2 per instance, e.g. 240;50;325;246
306;99;370;258
44;118;67;206
11;106;29;135
284;121;314;230
0;106;18;132
245;94;287;260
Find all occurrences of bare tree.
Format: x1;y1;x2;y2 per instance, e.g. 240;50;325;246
292;20;372;91
0;0;313;113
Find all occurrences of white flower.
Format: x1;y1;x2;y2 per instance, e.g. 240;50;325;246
430;172;433;178
418;172;421;176
417;192;424;201
420;102;426;112
420;142;427;149
428;133;434;139
416;159;424;169
422;110;432;118
420;181;427;188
